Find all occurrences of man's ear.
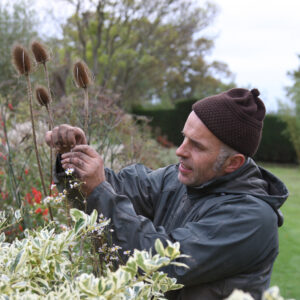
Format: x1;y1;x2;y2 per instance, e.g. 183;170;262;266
223;154;246;174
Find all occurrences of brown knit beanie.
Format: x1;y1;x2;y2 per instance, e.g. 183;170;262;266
192;88;266;157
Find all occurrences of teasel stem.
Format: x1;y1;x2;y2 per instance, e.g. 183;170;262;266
83;88;89;137
26;75;53;221
31;41;55;201
73;60;92;142
35;85;54;221
43;63;55;198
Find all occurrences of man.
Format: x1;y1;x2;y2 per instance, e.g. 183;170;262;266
46;88;288;299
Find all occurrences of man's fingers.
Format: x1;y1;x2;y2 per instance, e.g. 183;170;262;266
74;128;87;145
45;124;87;153
45;131;53;147
61;151;89;166
71;145;99;158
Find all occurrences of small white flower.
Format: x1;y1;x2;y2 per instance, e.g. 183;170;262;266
65;168;74;175
70;184;74;189
123;250;131;255
109;229;114;232
74;182;79;187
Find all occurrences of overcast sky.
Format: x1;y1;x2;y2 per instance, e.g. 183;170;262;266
33;0;300;112
208;0;300;112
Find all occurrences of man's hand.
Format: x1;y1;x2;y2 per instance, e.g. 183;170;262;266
61;145;105;196
45;124;87;153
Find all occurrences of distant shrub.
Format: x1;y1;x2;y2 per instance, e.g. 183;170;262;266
133;103;297;164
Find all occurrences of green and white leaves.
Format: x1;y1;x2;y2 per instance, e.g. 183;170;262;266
0;207;186;299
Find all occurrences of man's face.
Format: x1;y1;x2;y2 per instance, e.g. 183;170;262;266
176;111;225;186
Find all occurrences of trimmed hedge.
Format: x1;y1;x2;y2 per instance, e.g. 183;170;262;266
254;114;297;163
133;101;297;164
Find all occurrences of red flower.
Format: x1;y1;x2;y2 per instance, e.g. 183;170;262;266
35;207;42;214
25;169;29;175
19;224;24;232
25;192;32;205
43;208;48;216
32;187;42;204
8;103;13;111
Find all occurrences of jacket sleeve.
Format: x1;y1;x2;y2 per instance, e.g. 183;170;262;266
87;180;278;286
103;164;166;219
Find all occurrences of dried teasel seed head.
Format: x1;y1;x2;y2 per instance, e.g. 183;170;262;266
35;85;51;107
73;60;92;89
31;41;49;64
12;44;31;75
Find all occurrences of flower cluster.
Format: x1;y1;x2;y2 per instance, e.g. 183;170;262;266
44;191;67;205
69;181;80;189
25;187;42;205
98;242;123;267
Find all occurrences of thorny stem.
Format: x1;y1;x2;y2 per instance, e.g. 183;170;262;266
26;75;53;221
83;88;89;142
43;63;55;218
1;109;21;208
46;104;54;193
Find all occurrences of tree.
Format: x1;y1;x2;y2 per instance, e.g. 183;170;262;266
0;0;38;98
60;0;234;108
280;55;300;163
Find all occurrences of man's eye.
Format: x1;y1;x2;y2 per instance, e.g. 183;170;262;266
193;141;204;150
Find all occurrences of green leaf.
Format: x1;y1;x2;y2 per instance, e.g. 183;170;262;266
165;246;174;258
123;260;137;276
10;249;25;273
70;208;87;222
154;239;165;257
98;279;106;293
90;209;98;226
136;253;147;271
75;218;86;234
0;232;5;243
14;209;22;221
171;261;189;268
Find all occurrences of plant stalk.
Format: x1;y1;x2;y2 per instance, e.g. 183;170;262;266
43;63;55;221
84;88;89;142
26;75;53;221
43;64;54;185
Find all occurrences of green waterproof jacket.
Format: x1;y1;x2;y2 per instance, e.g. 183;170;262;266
56;157;288;299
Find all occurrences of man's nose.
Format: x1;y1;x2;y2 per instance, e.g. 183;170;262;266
176;139;188;157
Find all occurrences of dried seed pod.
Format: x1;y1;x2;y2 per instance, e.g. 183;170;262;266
35;85;51;107
31;41;49;64
12;44;31;75
73;60;92;88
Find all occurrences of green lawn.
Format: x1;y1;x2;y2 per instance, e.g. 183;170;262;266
261;164;300;299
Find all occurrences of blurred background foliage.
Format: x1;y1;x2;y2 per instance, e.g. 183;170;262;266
0;0;299;238
0;1;299;298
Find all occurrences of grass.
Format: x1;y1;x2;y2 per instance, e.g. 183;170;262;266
261;163;300;299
